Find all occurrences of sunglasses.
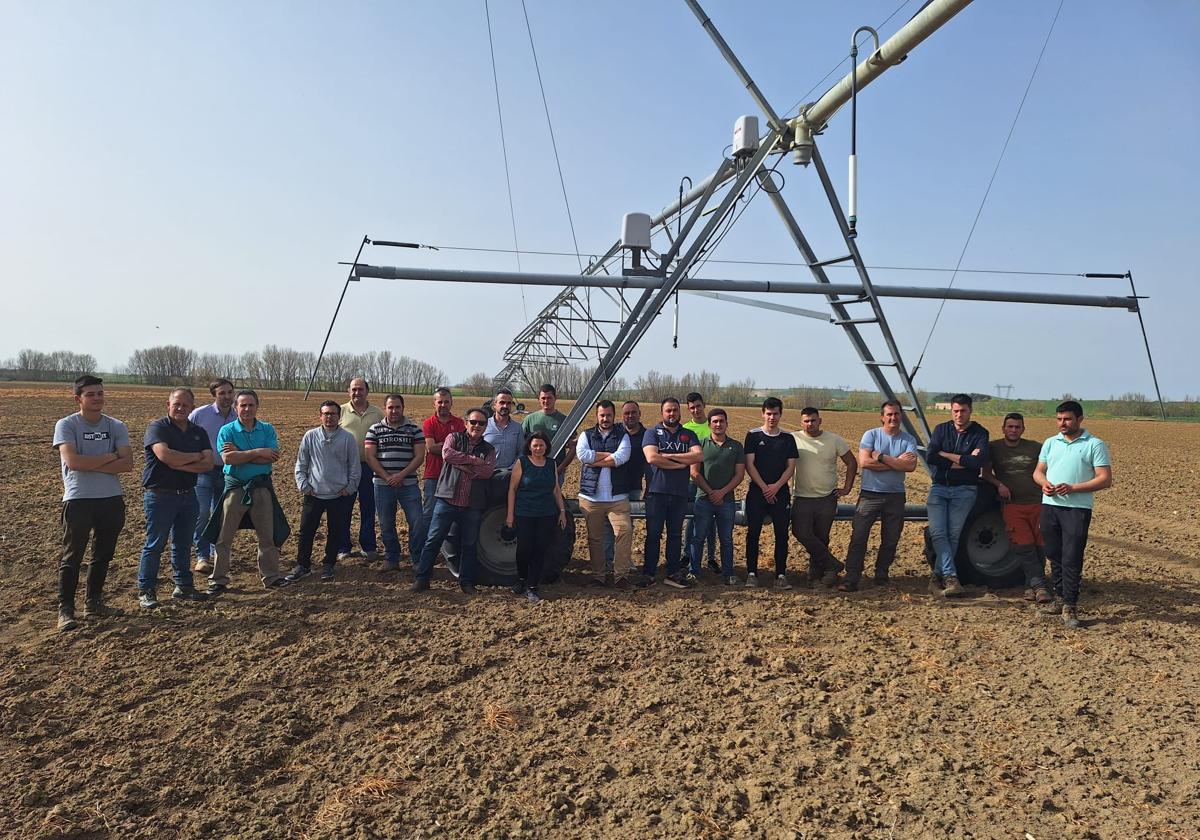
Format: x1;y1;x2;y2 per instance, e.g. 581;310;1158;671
467;419;487;427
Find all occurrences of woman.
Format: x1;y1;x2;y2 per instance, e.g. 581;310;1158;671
505;431;567;603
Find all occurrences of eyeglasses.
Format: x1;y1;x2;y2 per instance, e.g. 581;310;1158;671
467;419;487;426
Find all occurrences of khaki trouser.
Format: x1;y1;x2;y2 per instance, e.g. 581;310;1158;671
210;487;282;587
580;498;632;577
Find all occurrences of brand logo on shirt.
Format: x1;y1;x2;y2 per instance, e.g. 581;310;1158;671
82;431;110;441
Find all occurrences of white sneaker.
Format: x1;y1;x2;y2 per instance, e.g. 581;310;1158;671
744;573;758;588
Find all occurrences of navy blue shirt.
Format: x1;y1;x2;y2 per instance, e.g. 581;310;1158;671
926;420;989;486
142;417;211;491
642;423;701;498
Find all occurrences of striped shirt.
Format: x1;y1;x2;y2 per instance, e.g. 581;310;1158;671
365;418;425;487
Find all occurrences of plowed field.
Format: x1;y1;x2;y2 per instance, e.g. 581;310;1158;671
1;384;1197;839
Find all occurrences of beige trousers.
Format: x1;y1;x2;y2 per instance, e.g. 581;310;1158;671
580;497;632;577
211;487;282;587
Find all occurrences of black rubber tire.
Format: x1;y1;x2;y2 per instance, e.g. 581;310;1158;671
441;504;574;586
923;484;1024;589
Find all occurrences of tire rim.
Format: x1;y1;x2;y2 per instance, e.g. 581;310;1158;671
963;509;1020;579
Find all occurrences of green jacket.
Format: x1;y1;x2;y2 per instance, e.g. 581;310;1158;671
200;473;291;547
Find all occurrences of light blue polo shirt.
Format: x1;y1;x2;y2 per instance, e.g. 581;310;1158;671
215;418;279;481
1038;430;1110;509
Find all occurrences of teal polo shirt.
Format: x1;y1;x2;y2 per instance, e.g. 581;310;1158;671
215;418;279;481
1038;429;1110;510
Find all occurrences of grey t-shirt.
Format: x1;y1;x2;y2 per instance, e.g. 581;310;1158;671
53;413;130;501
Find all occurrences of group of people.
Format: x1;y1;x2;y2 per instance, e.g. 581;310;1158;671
52;376;1111;632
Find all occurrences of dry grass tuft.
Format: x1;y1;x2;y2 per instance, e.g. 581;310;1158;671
311;777;407;830
482;701;518;730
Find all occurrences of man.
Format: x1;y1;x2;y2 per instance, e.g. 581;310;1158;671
1032;401;1112;629
138;388;213;609
52;376;133;631
289;401;360;582
790;407;857;587
683;392;717;573
365;394;427;572
576;400;633;589
484;388;523;471
743;397;799;590
522;383;576;479
641;397;703;588
926;394;990;597
422;387;466;522
205;390;290;594
338;377;384;562
604;400;647;571
188;378;236;574
842;401;919;591
983;412;1050;604
689;408;746;585
413;408;496;594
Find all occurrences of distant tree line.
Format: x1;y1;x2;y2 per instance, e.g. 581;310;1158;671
0;349;98;381
0;345;446;395
459;364;756;406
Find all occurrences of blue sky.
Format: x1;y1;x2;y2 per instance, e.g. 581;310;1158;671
3;1;1197;399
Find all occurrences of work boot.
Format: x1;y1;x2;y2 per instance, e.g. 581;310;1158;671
928;575;944;595
1039;596;1064;616
942;576;965;598
84;600;124;618
1033;587;1053;604
1062;604;1081;629
172;585;209;601
57;607;79;633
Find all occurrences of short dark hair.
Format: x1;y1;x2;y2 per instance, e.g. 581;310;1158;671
661;397;680;409
1003;412;1025;424
434;386;452;398
707;407;727;422
800;406;820;417
320;400;341;415
236;389;259;405
209;378;234;396
73;375;103;397
1056;400;1083;418
597;399;615;412
170;387;196;403
349;377;369;391
951;393;973;407
495;387;513;397
524;430;552;456
622;400;640;409
761;397;783;412
465;407;488;422
539;384;557;396
385;393;405;407
686;392;704;405
880;400;902;414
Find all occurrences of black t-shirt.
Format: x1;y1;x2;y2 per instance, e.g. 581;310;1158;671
744;428;799;494
142;417;211;490
623;423;648;491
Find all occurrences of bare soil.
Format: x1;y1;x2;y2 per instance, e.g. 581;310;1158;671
1;384;1197;839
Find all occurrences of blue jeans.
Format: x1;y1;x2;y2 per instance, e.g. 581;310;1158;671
927;484;978;578
643;492;687;578
340;464;377;554
415;499;482;586
690;496;736;576
139;489;198;591
375;482;425;566
193;467;224;560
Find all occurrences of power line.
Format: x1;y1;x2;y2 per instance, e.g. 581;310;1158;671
520;0;583;274
912;0;1066;374
483;0;528;320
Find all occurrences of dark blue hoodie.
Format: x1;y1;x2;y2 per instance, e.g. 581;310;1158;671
926;420;989;486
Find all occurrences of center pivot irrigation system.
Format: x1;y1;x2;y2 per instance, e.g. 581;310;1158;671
310;0;1163;589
